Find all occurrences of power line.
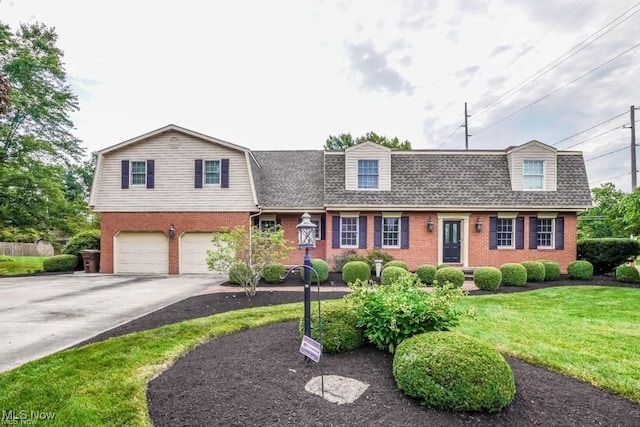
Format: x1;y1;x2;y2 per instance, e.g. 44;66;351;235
437;125;462;149
563;125;624;150
585;145;627;162
550;111;627;146
473;41;640;136
473;2;640;119
590;171;631;185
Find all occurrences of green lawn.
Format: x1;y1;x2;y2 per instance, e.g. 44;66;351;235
0;255;47;275
0;287;638;426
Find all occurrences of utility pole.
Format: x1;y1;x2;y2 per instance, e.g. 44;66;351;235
631;105;637;190
464;102;470;150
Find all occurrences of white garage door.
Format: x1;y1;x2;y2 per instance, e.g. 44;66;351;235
180;232;218;274
114;232;169;274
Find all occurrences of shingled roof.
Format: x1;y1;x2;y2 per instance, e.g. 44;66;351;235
323;151;591;210
251;148;591;211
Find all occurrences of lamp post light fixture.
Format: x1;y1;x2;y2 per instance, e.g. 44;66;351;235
296;212;317;338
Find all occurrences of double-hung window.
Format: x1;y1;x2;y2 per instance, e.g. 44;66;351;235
496;218;514;248
537;218;554;248
131;161;146;185
311;218;322;240
358;160;379;189
205;160;220;185
382;217;400;248
340;217;358;247
259;219;277;232
523;160;544;190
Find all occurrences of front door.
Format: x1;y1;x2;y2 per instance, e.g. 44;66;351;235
443;221;461;263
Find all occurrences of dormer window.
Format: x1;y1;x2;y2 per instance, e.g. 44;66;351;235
523;160;544;190
358;160;379;189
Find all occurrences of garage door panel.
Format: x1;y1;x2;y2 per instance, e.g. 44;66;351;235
180;232;221;274
115;232;169;274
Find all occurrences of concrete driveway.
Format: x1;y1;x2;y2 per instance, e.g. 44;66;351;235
0;273;225;373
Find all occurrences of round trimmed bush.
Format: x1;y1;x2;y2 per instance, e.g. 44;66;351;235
380;266;411;286
436;264;451;270
299;301;365;354
342;260;371;284
473;267;502;291
434;267;465;287
538;260;560;281
228;261;249;285
42;254;78;272
262;263;285;284
415;264;437;285
500;263;527;286
567;260;593;280
521;261;545;282
310;259;329;283
383;260;409;271
393;332;515;412
615;265;640;283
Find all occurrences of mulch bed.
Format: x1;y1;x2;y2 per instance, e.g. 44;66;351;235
89;274;640;426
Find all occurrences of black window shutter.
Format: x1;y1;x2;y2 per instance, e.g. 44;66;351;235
146;160;155;189
332;216;340;248
489;217;497;249
529;217;538;249
358;216;367;249
195;159;203;188
555;217;565;250
221;158;230;188
374;216;382;247
253;216;259;227
401;216;410;249
516;217;525;249
276;217;281;231
121;160;129;189
320;215;326;240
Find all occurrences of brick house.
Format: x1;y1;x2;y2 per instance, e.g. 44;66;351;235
89;124;592;274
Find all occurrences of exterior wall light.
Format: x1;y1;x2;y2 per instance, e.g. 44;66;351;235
296;212;317;339
427;217;434;232
475;217;483;232
168;224;176;239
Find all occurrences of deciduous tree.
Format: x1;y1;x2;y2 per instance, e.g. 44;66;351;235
324;131;412;150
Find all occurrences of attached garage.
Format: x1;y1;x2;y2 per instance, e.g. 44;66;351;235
180;232;218;274
114;232;169;274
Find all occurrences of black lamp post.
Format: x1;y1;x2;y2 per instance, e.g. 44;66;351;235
296;212;317;338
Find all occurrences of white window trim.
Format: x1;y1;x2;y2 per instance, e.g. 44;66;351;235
340;217;358;248
497;218;515;249
381;216;401;249
310;215;322;240
523;160;545;191
537;218;555;249
130;161;146;186
357;159;379;190
204;159;221;186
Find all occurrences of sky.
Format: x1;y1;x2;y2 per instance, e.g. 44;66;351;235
1;0;639;192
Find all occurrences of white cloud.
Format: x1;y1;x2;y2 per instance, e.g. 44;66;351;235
1;0;638;191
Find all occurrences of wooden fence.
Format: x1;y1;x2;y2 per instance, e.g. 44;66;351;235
0;240;54;256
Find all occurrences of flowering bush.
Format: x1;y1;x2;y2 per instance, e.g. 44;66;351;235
345;274;467;353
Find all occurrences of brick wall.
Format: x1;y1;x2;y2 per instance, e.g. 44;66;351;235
100;211;249;273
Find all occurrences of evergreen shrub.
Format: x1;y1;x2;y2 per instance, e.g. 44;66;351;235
538;260;560;281
342;261;371;284
380;266;410;286
473;267;502;291
415;264;437;285
500;263;527;286
435;267;465;287
521;261;545;282
567;260;593;280
615;265;640;283
42;255;78;272
299;301;365;354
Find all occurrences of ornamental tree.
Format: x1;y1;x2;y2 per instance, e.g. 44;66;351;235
206;225;294;296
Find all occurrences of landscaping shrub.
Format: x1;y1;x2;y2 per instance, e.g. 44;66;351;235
62;229;101;270
577;238;640;275
311;259;329;283
383;260;409;271
473;267;502;291
538;260;560;281
299;301;365;354
567;260;593;280
228;261;249;285
434;267;465;287
415;264;437;285
341;260;371;284
333;249;367;272
436;264;451;270
393;332;515;412
500;263;527;286
365;249;394;272
345;275;466;353
521;261;545;282
615;265;640;283
380;266;410;286
262;263;285;284
42;254;78;272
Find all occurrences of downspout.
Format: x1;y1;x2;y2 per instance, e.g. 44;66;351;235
249;206;262;265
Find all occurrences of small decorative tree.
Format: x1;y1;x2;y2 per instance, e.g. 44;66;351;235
206;225;294;296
